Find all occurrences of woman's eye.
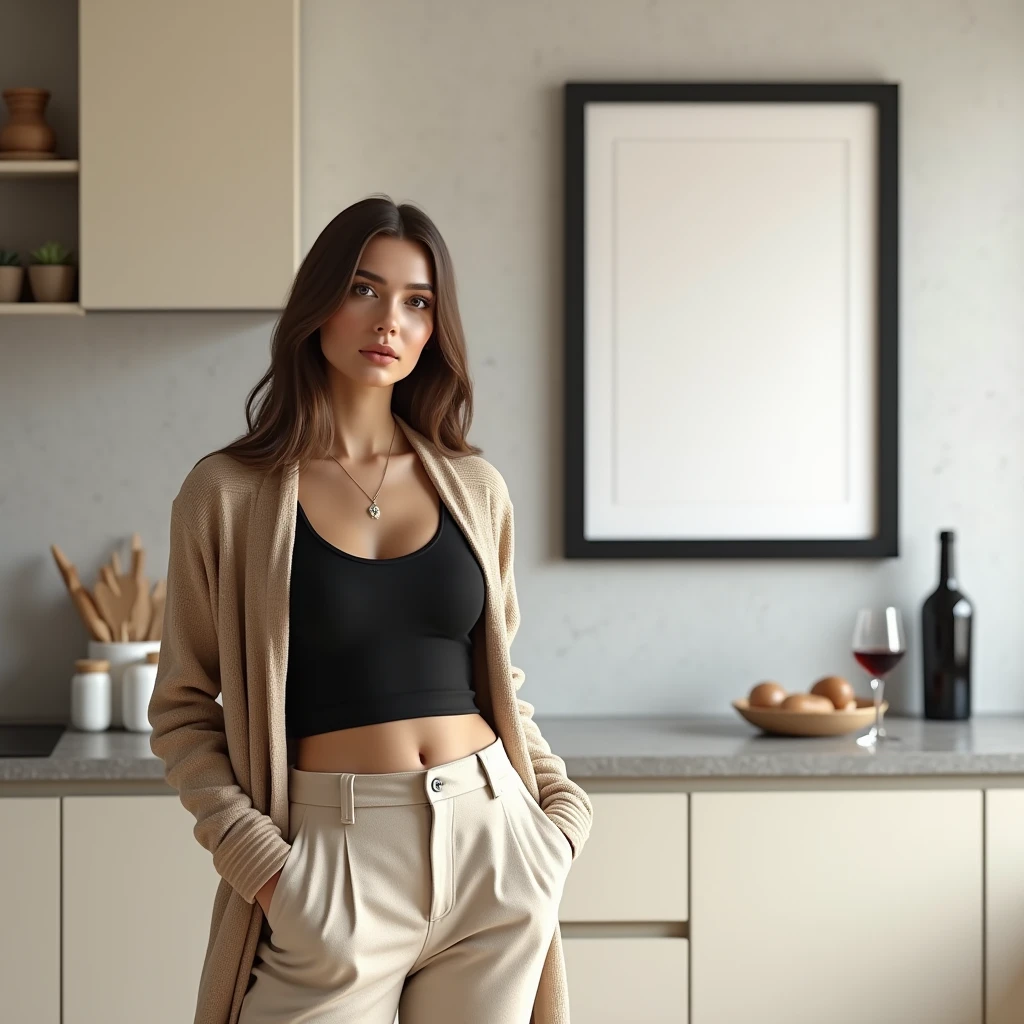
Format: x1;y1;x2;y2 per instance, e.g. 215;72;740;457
409;296;431;310
353;283;375;297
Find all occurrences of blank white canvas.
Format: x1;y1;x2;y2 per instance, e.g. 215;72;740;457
584;102;878;540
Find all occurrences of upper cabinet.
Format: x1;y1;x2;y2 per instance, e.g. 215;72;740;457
79;0;299;310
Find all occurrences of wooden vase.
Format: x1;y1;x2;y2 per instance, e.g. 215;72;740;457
0;88;57;157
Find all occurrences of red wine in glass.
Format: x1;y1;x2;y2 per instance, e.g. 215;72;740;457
853;649;905;677
852;607;906;746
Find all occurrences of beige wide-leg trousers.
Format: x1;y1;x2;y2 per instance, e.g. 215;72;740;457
238;735;572;1024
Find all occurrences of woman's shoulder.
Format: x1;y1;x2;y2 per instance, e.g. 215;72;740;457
171;451;270;534
397;413;511;508
445;450;513;509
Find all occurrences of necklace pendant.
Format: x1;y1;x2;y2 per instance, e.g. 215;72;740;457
367;503;381;520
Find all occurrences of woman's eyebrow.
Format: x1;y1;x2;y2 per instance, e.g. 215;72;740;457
354;268;434;292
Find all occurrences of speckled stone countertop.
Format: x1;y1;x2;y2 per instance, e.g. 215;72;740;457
5;714;1024;785
540;715;1024;778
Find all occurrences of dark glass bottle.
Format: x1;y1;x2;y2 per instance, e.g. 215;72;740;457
921;530;973;720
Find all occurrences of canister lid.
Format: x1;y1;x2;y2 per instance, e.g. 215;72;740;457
75;658;110;672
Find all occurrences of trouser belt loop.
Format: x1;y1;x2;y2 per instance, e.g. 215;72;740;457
476;745;509;799
339;773;355;824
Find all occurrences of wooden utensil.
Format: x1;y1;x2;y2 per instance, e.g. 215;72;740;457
127;533;151;641
146;578;166;641
99;534;152;640
50;544;113;642
94;564;136;640
110;546;137;637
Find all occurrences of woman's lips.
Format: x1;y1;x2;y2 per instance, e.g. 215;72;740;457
360;350;397;365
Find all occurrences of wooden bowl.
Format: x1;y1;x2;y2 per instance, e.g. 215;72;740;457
732;697;888;738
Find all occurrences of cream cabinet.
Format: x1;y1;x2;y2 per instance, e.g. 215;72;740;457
62;795;221;1024
563;937;688;1023
560;793;688;922
690;791;983;1024
4;781;1016;1024
986;789;1024;1024
79;0;299;309
0;797;60;1024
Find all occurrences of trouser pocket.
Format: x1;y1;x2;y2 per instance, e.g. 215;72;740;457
264;802;309;936
501;773;572;894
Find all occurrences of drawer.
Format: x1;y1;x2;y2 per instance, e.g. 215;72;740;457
560;793;688;921
563;937;688;1023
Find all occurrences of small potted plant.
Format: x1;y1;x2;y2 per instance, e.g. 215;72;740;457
28;241;76;303
0;250;23;302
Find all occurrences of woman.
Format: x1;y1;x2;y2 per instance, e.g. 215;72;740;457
148;195;593;1024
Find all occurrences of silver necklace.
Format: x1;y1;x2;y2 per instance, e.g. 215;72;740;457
328;417;398;520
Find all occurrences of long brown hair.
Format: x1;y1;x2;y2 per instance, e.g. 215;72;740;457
212;195;481;473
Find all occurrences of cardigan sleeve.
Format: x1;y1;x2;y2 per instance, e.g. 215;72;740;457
496;493;594;860
148;502;291;904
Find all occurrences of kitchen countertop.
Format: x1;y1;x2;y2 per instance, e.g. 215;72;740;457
5;714;1024;783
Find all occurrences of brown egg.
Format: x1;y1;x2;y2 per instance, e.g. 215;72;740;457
810;675;855;710
839;699;858;711
749;681;787;708
781;693;834;713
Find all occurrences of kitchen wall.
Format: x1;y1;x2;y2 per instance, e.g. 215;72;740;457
2;0;1022;721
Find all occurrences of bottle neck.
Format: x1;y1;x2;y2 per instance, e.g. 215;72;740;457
940;535;957;588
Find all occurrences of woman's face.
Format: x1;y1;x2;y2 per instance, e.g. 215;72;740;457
320;235;435;388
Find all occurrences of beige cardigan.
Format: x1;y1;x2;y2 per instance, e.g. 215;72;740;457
148;413;593;1024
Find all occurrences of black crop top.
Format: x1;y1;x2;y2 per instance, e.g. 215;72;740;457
285;499;487;739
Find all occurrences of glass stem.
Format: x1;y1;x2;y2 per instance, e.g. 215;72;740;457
871;677;886;737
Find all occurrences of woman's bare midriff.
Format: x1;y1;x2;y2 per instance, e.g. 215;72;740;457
294;712;498;774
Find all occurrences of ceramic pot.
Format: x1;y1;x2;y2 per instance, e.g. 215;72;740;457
71;659;112;732
0;88;56;155
123;652;160;733
28;264;75;302
0;266;24;302
87;641;161;729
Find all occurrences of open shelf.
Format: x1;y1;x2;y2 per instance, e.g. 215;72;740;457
0;160;80;179
0;302;84;316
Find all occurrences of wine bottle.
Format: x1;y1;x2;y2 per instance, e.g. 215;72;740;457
921;530;973;720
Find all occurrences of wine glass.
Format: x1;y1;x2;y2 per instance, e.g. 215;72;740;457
852;607;906;747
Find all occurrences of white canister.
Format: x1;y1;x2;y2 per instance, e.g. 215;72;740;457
87;640;161;728
71;658;112;732
123;651;159;732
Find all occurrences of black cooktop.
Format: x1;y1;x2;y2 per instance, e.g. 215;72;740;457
0;723;66;757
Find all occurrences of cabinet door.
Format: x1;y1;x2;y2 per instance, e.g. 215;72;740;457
691;791;982;1024
563;937;687;1023
63;795;222;1024
79;0;299;309
986;789;1024;1024
0;798;60;1024
560;793;688;922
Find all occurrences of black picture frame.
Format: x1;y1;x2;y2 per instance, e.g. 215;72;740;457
564;81;899;559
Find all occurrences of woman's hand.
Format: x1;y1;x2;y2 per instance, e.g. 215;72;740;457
255;868;283;916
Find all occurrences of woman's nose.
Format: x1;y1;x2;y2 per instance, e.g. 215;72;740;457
375;306;400;334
